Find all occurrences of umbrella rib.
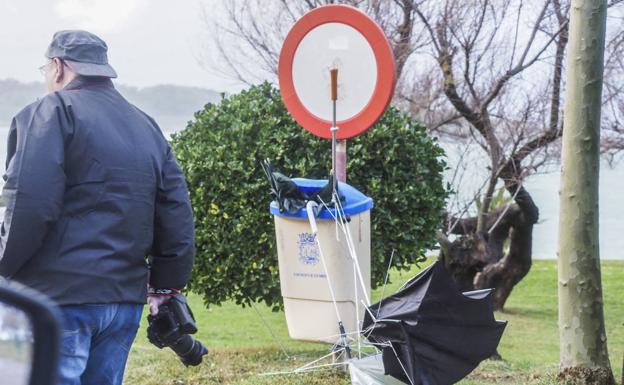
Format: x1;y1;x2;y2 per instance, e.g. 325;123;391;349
260;344;388;377
353;261;362;358
311;329;362;341
247;297;292;360
389;343;416;385
362;301;379;328
333;194;372;306
258;349;345;376
306;201;345;325
296;361;348;372
317;188;427;385
375;248;396;323
297;348;344;371
318;195;372;306
259;361;345;377
318;194;375;350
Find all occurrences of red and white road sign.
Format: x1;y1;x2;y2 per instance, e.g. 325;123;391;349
278;5;396;139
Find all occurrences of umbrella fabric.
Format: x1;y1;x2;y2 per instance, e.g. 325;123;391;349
349;354;408;385
362;261;507;385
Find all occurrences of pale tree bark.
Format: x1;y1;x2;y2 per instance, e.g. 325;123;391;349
558;1;614;384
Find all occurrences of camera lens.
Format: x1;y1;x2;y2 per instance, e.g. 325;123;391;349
170;334;209;366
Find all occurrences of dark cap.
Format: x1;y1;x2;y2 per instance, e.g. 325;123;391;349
45;30;117;78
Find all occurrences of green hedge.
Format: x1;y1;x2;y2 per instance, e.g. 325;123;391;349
171;82;447;309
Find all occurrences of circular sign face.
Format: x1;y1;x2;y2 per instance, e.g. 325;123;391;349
279;5;396;139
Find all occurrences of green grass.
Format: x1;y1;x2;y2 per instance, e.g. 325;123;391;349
124;260;623;385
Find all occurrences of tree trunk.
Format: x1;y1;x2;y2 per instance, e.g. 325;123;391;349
440;182;538;311
473;183;537;309
558;1;614;384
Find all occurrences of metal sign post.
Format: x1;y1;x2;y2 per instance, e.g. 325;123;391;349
336;141;347;183
330;67;346;184
330;68;339;196
276;4;397;352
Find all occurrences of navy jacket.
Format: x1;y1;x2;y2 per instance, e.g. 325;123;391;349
0;77;195;305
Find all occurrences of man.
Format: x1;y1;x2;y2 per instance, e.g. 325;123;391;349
0;30;195;385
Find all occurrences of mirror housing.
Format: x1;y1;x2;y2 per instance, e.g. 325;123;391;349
0;280;61;385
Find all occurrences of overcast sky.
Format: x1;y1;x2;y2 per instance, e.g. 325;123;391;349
0;0;245;92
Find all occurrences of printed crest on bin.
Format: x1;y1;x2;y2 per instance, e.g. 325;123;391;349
297;232;320;266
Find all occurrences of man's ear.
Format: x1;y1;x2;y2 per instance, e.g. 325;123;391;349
53;58;64;84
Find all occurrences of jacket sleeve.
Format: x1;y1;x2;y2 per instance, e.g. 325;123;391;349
149;146;195;289
0;98;67;278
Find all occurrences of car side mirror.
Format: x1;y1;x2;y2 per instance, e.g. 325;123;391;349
0;279;61;385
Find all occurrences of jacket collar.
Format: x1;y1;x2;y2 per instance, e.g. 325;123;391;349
64;76;114;91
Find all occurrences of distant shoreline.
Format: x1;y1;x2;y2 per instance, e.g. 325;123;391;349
0;78;221;131
0;125;622;260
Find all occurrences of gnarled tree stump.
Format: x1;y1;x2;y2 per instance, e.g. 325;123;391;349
438;183;539;311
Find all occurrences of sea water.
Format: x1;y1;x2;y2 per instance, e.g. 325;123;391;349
442;142;624;260
0;126;621;260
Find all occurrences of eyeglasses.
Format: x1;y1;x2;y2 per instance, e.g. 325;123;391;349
38;61;52;76
38;59;67;76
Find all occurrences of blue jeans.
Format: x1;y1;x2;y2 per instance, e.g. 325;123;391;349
57;303;143;385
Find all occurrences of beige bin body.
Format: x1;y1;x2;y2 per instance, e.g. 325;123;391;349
274;211;371;343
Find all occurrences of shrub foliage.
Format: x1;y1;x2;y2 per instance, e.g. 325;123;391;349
171;82;447;309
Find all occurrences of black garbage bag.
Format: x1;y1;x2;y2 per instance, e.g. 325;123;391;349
261;160;343;215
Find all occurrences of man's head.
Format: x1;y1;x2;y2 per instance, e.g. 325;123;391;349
43;30;117;93
40;58;77;93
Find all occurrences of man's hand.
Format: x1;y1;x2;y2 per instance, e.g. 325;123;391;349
147;287;180;315
147;294;171;316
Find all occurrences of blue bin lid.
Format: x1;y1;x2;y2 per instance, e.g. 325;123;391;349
269;178;373;219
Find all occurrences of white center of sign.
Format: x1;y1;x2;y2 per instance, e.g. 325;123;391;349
292;22;378;122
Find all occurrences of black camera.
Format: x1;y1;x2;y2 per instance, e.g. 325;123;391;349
146;293;208;366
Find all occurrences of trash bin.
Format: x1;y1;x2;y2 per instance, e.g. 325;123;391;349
270;178;373;343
